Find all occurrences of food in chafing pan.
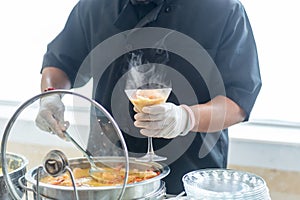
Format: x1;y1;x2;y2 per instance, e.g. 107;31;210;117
0;167;13;176
40;166;160;187
0;154;24;176
26;157;170;200
0;153;28;199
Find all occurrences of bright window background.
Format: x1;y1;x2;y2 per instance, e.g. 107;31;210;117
0;0;299;123
0;0;79;101
240;0;300;123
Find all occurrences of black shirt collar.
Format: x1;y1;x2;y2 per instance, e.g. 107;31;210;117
114;0;165;30
149;0;165;5
130;0;164;6
153;0;165;5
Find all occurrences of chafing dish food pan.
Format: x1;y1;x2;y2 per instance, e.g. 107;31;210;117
25;156;170;200
0;152;28;200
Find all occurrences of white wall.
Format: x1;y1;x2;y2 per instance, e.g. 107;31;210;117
228;123;300;172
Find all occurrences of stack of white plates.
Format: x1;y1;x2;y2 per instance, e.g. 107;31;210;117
182;169;271;200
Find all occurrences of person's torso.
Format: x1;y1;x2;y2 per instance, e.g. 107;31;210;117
78;0;233;194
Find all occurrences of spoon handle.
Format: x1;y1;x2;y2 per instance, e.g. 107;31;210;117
63;131;98;168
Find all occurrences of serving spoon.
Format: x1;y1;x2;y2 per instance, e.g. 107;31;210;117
63;131;109;182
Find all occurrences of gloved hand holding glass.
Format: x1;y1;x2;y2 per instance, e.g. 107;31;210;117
35;94;69;139
126;88;172;161
134;103;195;139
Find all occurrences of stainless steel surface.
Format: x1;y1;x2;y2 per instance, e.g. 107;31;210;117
1;90;130;200
0;152;28;200
43;150;69;177
25;156;170;200
42;150;79;200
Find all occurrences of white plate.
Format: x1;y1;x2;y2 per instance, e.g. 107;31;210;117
182;169;270;199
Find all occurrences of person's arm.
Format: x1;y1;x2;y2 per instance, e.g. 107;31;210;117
134;95;246;138
41;67;72;92
190;95;246;133
35;66;71;139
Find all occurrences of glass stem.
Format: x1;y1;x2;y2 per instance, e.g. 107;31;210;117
148;137;155;155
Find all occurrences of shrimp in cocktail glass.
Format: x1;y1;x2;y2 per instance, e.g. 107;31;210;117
125;88;171;162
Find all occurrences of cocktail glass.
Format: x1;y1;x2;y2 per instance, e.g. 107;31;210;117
125;88;171;162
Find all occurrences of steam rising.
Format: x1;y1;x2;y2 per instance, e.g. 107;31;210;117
125;52;171;90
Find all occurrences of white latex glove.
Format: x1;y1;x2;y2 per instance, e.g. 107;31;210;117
35;94;68;139
134;103;195;139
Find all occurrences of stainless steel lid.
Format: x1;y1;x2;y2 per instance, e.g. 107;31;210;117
1;90;130;200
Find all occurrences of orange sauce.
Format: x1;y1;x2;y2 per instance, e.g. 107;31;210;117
40;167;160;187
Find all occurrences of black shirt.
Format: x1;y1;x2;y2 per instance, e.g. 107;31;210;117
42;0;261;194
